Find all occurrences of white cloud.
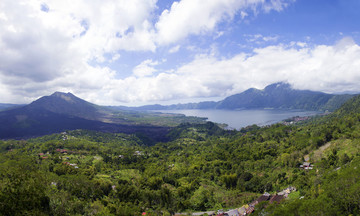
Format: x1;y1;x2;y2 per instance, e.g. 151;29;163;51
110;53;121;63
106;38;360;104
262;0;294;12
132;59;159;77
169;45;181;53
0;0;157;103
240;11;248;19
245;34;279;43
3;0;359;106
155;0;291;45
0;0;158;70
3;36;360;105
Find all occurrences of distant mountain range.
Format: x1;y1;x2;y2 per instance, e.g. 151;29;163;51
0;82;355;140
0;103;24;111
123;82;354;112
216;83;353;111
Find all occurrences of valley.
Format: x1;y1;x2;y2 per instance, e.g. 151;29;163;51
0;82;353;141
2;1;360;215
0;92;360;215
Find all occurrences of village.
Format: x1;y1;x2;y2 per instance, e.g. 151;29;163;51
172;158;313;216
174;186;297;216
282;116;310;125
37;132;312;216
38;145;305;216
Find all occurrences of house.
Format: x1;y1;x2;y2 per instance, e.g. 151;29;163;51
69;163;78;168
282;186;296;196
256;193;271;203
61;149;68;154
134;151;143;156
245;206;255;214
250;192;271;206
225;209;239;216
269;194;284;204
192;211;215;215
300;162;313;170
283;186;296;194
56;149;69;154
237;206;247;216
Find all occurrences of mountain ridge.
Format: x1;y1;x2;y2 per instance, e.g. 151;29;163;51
128;82;354;111
0;83;355;140
0;92;171;141
27;92;104;121
1;83;354;112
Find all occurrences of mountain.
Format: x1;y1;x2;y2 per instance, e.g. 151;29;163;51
130;82;354;111
0;86;354;139
0;92;170;141
27;92;106;120
216;82;354;111
0;103;24;111
120;101;218;111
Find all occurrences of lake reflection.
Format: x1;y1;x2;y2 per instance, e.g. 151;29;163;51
156;109;320;129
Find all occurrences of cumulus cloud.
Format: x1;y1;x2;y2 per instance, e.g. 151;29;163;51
132;59;159;77
0;0;157;103
106;38;360;104
155;0;291;45
2;0;359;106
3;36;360;105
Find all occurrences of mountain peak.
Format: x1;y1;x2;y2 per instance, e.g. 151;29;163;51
27;91;100;120
264;82;291;91
51;91;74;96
216;82;350;110
50;92;77;103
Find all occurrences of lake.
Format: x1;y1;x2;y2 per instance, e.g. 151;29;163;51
155;109;320;129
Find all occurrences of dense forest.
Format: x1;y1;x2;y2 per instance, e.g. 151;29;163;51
1;96;360;215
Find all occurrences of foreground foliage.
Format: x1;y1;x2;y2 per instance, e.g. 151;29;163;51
1;96;360;215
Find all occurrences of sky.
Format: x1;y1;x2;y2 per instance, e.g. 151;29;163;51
1;0;360;106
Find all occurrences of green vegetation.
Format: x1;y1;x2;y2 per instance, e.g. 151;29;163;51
112;110;206;127
1;95;360;215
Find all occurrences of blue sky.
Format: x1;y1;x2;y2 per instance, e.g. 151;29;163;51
0;0;360;105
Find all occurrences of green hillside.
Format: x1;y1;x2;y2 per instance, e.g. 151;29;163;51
0;95;360;215
132;82;354;112
216;82;354;111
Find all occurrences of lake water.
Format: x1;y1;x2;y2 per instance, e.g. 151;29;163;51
156;109;320;129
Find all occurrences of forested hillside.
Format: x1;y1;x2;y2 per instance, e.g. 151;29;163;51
1;96;360;215
130;83;354;112
0;92;205;140
216;82;354;111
